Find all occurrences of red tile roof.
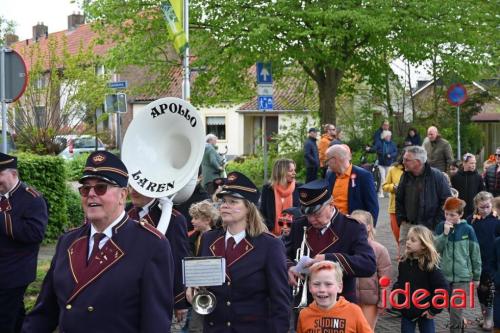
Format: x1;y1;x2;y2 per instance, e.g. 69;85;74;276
10;23;113;72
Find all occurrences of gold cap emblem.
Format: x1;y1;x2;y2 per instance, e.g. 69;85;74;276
92;154;106;164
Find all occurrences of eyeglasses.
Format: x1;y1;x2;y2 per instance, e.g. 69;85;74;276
495;154;500;157
325;155;336;163
403;158;417;163
78;183;118;197
218;198;242;206
278;219;292;227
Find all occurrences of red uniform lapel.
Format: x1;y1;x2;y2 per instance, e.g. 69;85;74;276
305;226;339;257
66;228;125;303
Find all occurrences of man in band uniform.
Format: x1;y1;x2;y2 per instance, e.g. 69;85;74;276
22;151;174;332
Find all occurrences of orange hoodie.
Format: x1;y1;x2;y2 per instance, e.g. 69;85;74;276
297;297;373;333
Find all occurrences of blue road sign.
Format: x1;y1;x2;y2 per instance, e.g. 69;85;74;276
258;96;273;111
256;62;272;84
108;81;128;89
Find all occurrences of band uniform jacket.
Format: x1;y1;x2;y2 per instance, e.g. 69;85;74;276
0;181;48;289
199;229;291;332
127;199;190;309
287;210;376;303
22;215;174;333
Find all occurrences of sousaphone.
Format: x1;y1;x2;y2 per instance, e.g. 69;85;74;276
122;97;205;231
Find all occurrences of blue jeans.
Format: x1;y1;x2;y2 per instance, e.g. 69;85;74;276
401;316;435;333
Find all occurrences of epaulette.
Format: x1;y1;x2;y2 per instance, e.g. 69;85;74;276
25;187;42;198
139;219;165;240
345;214;362;224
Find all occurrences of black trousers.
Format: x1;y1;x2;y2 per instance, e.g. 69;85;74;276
0;286;28;333
305;167;318;183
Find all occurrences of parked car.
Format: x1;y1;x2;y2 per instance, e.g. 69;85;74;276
58;135;106;160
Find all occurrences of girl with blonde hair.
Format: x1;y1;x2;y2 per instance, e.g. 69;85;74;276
394;225;449;333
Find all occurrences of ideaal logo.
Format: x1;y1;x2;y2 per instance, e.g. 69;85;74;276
303;317;346;333
379;276;475;309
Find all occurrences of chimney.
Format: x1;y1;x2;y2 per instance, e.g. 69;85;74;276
68;12;85;30
4;33;19;46
33;22;48;41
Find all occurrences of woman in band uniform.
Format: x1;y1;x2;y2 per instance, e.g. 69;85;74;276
194;171;290;332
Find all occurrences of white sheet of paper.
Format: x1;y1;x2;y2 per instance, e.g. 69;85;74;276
293;256;315;274
182;257;226;287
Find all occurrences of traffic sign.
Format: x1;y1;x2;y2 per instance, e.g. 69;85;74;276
256;62;272;84
257;84;273;96
447;83;467;107
108;81;128;89
258;96;273;111
0;48;28;102
105;93;127;113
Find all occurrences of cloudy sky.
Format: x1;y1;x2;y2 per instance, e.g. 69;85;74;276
1;0;81;41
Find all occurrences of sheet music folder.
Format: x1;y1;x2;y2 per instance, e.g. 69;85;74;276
182;256;225;287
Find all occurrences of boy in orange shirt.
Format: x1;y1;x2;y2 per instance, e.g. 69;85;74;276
297;261;373;333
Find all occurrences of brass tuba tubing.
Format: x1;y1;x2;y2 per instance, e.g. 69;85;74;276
292;226;310;310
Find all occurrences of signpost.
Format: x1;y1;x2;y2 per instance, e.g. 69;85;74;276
107;81;128;150
0;47;28;153
256;62;273;181
447;83;468;158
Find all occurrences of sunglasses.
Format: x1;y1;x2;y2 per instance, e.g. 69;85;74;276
278;219;292;227
78;183;118;197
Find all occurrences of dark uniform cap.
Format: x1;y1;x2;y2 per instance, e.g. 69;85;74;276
298;179;331;215
216;171;259;205
79;151;129;188
0;152;17;171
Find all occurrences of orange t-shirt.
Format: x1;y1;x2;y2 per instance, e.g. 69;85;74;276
331;164;352;214
297;297;373;333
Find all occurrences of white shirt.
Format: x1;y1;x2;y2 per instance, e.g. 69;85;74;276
88;211;126;259
320;221;331;235
138;199;156;219
225;229;246;247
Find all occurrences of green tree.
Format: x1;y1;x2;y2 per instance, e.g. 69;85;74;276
10;36;111;154
83;1;497;124
0;16;15;44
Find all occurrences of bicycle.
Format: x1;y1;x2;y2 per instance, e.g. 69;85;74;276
359;146;381;194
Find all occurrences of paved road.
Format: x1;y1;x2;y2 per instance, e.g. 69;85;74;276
375;197;484;332
38;196;486;332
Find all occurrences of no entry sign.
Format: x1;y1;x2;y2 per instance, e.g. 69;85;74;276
447;83;467;107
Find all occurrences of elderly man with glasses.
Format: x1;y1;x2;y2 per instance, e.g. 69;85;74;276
286;179;376;304
395;146;452;256
484;147;500;197
23;151;175;333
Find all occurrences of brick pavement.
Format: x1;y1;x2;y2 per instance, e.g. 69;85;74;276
375;196;485;333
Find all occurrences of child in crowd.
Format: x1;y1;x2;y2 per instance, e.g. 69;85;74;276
394;225;449;333
186;200;219;333
467;191;500;330
296;261;372;333
435;197;481;332
278;207;301;251
351;210;392;330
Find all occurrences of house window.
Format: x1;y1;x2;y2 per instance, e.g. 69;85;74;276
35;106;46;128
206;116;226;140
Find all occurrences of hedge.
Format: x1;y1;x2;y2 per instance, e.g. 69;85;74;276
16;153;83;242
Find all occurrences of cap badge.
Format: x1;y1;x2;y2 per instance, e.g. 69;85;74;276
228;174;237;182
300;192;308;198
92;154;106;164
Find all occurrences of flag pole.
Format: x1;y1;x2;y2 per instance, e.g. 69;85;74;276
182;0;190;101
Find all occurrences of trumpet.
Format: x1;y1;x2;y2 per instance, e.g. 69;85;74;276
293;226;310;309
191;287;217;315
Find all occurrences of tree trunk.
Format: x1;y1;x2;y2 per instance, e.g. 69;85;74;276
385;69;394;118
316;67;343;125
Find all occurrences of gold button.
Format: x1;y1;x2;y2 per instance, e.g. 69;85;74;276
140;221;145;226
226;301;231;306
87;306;94;312
227;322;231;327
66;304;72;310
227;281;231;286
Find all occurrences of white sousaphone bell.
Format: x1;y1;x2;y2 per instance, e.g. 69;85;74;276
122;97;206;234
